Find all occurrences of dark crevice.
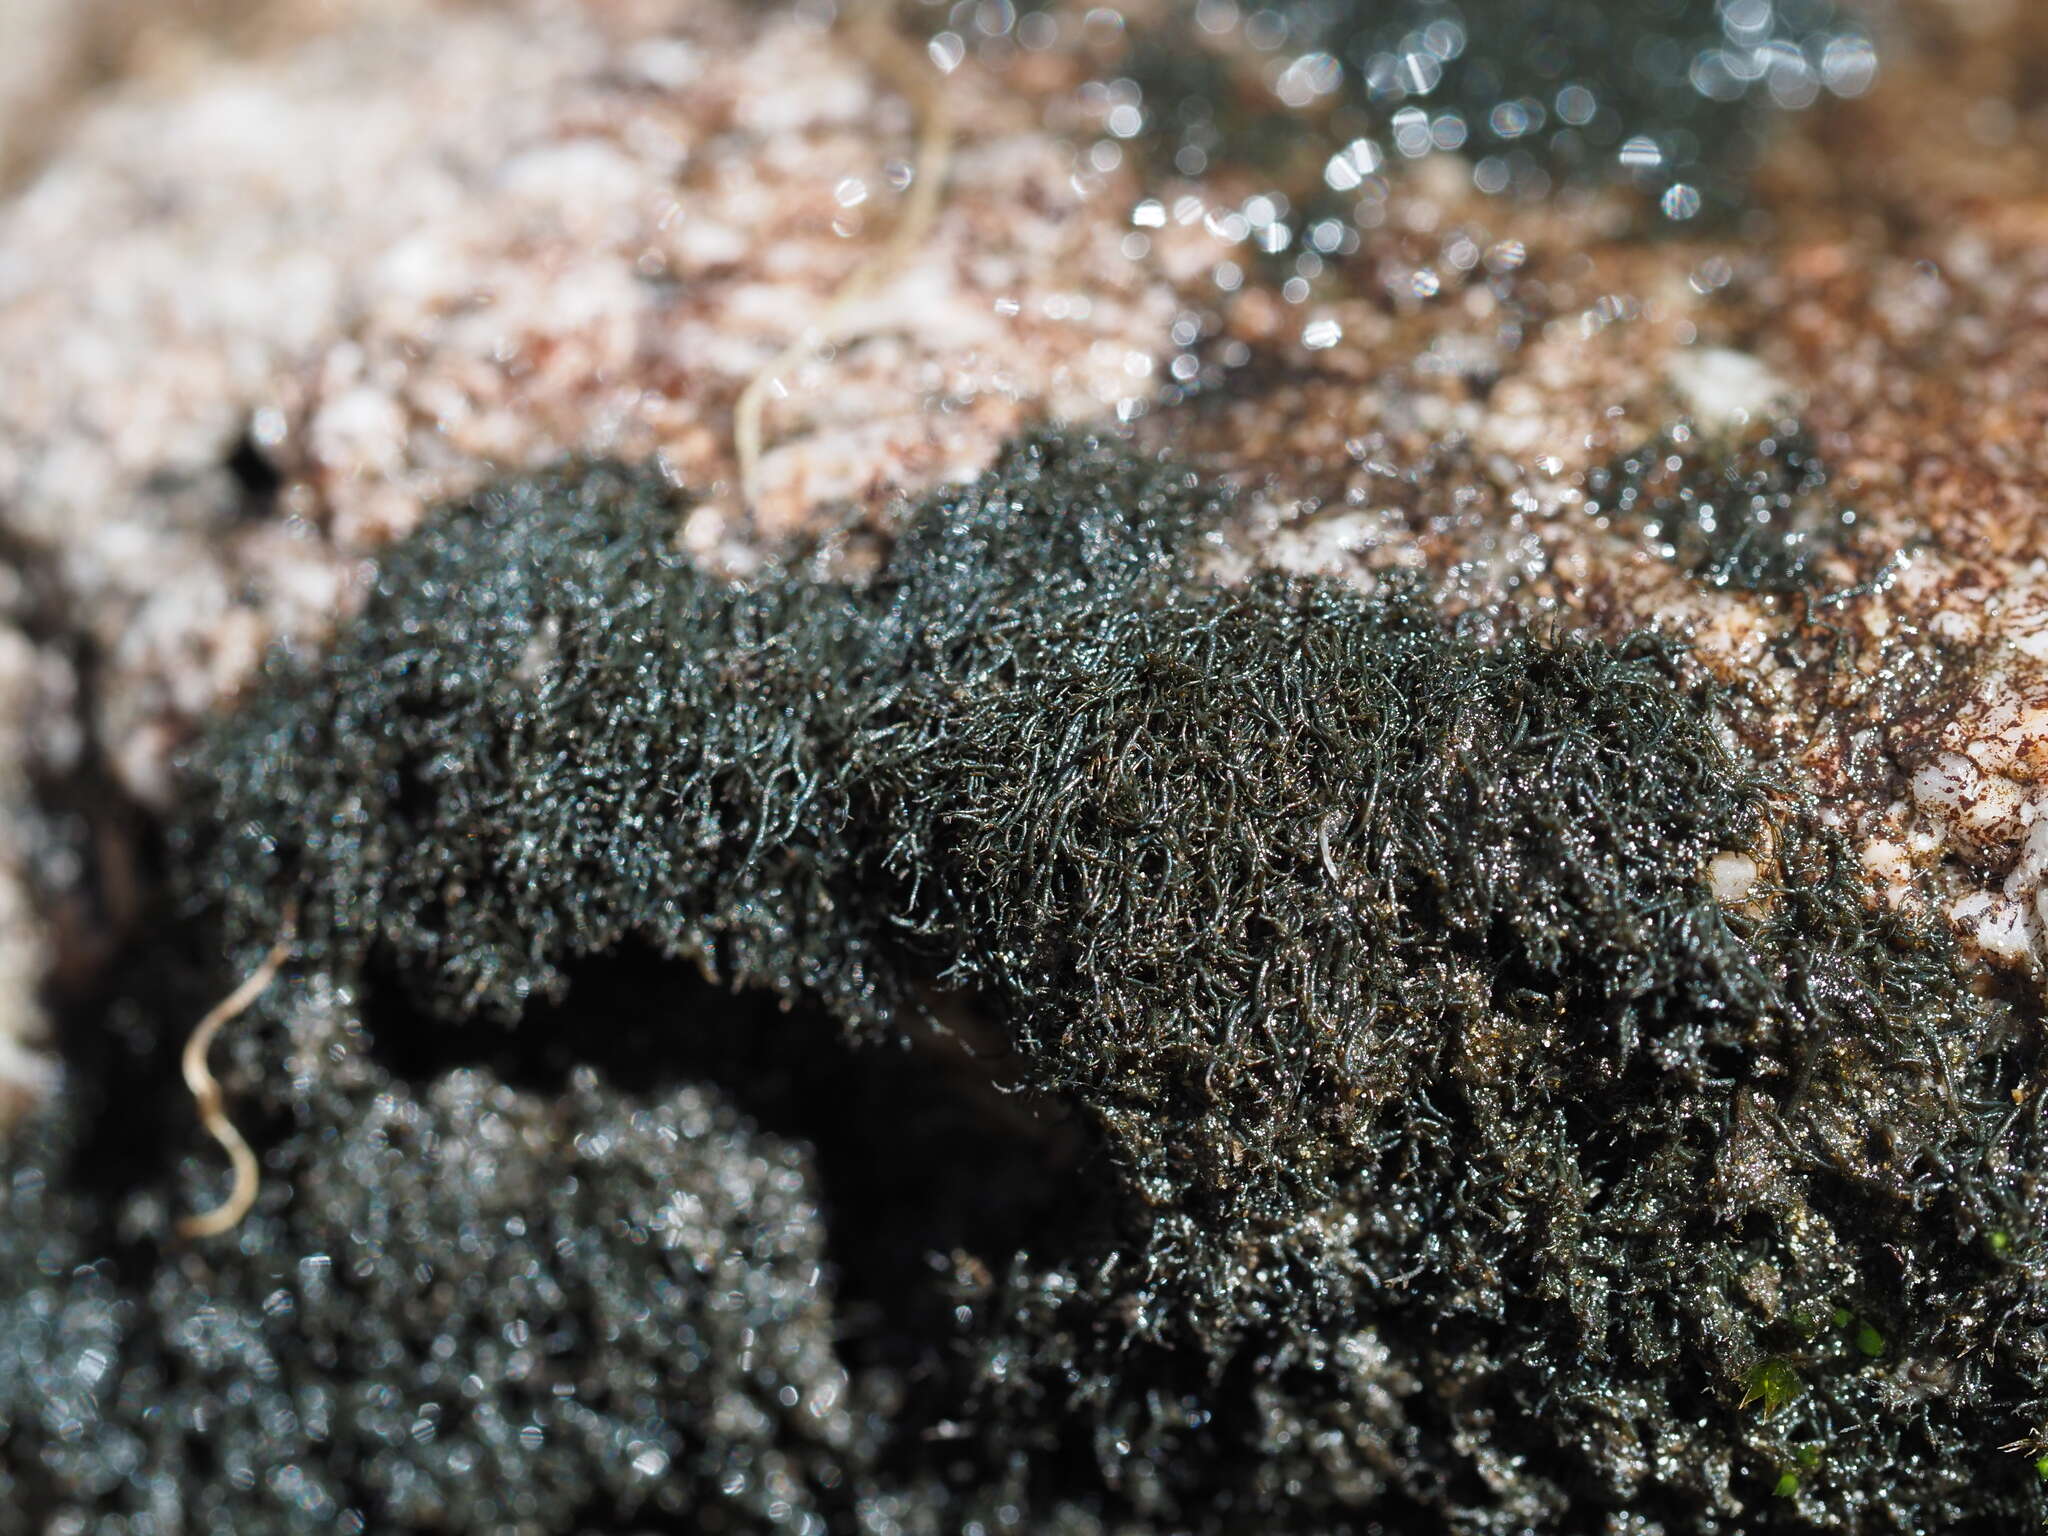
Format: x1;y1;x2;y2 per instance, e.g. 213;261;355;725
358;936;1106;1400
224;426;285;517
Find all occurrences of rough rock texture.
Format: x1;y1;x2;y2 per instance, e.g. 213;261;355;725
8;0;2048;1530
0;0;1190;790
1118;0;2048;979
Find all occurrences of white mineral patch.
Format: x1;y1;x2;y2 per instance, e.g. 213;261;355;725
1263;509;1401;580
1902;624;2048;980
2010;818;2048;903
1664;347;1790;425
0;1032;55;1100
2011;571;2048;663
1951;890;2040;967
1911;750;2025;847
1859;838;1914;903
1706;851;1760;906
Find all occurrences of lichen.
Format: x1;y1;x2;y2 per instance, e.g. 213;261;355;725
971;0;1879;242
4;436;2044;1532
1585;418;1846;593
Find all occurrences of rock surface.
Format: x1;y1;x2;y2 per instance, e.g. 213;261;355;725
8;0;2048;1529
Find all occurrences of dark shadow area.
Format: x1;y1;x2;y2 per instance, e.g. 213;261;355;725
357;936;1106;1398
17;903;1125;1528
223;426;284;517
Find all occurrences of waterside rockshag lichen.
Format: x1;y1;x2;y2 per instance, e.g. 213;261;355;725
1587;418;1846;593
4;437;2046;1533
955;0;1876;236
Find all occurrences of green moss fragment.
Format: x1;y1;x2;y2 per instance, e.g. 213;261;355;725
1746;1359;1806;1419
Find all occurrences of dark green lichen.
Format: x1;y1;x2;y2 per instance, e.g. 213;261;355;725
912;573;2042;1533
971;0;1877;243
1585;418;1848;593
189;461;892;1032
1;1064;858;1536
0;941;1114;1536
5;435;2045;1533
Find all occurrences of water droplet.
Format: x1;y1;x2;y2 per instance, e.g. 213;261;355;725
1400;50;1443;96
1822;34;1878;97
1661;183;1703;220
1486;239;1527;273
1392;106;1434;157
1620;135;1665;170
1324;139;1384;191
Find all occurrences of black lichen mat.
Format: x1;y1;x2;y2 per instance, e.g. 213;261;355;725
1586;418;1846;594
5;437;2046;1533
946;0;1874;232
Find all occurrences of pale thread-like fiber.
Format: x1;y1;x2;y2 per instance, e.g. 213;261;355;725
178;922;294;1240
